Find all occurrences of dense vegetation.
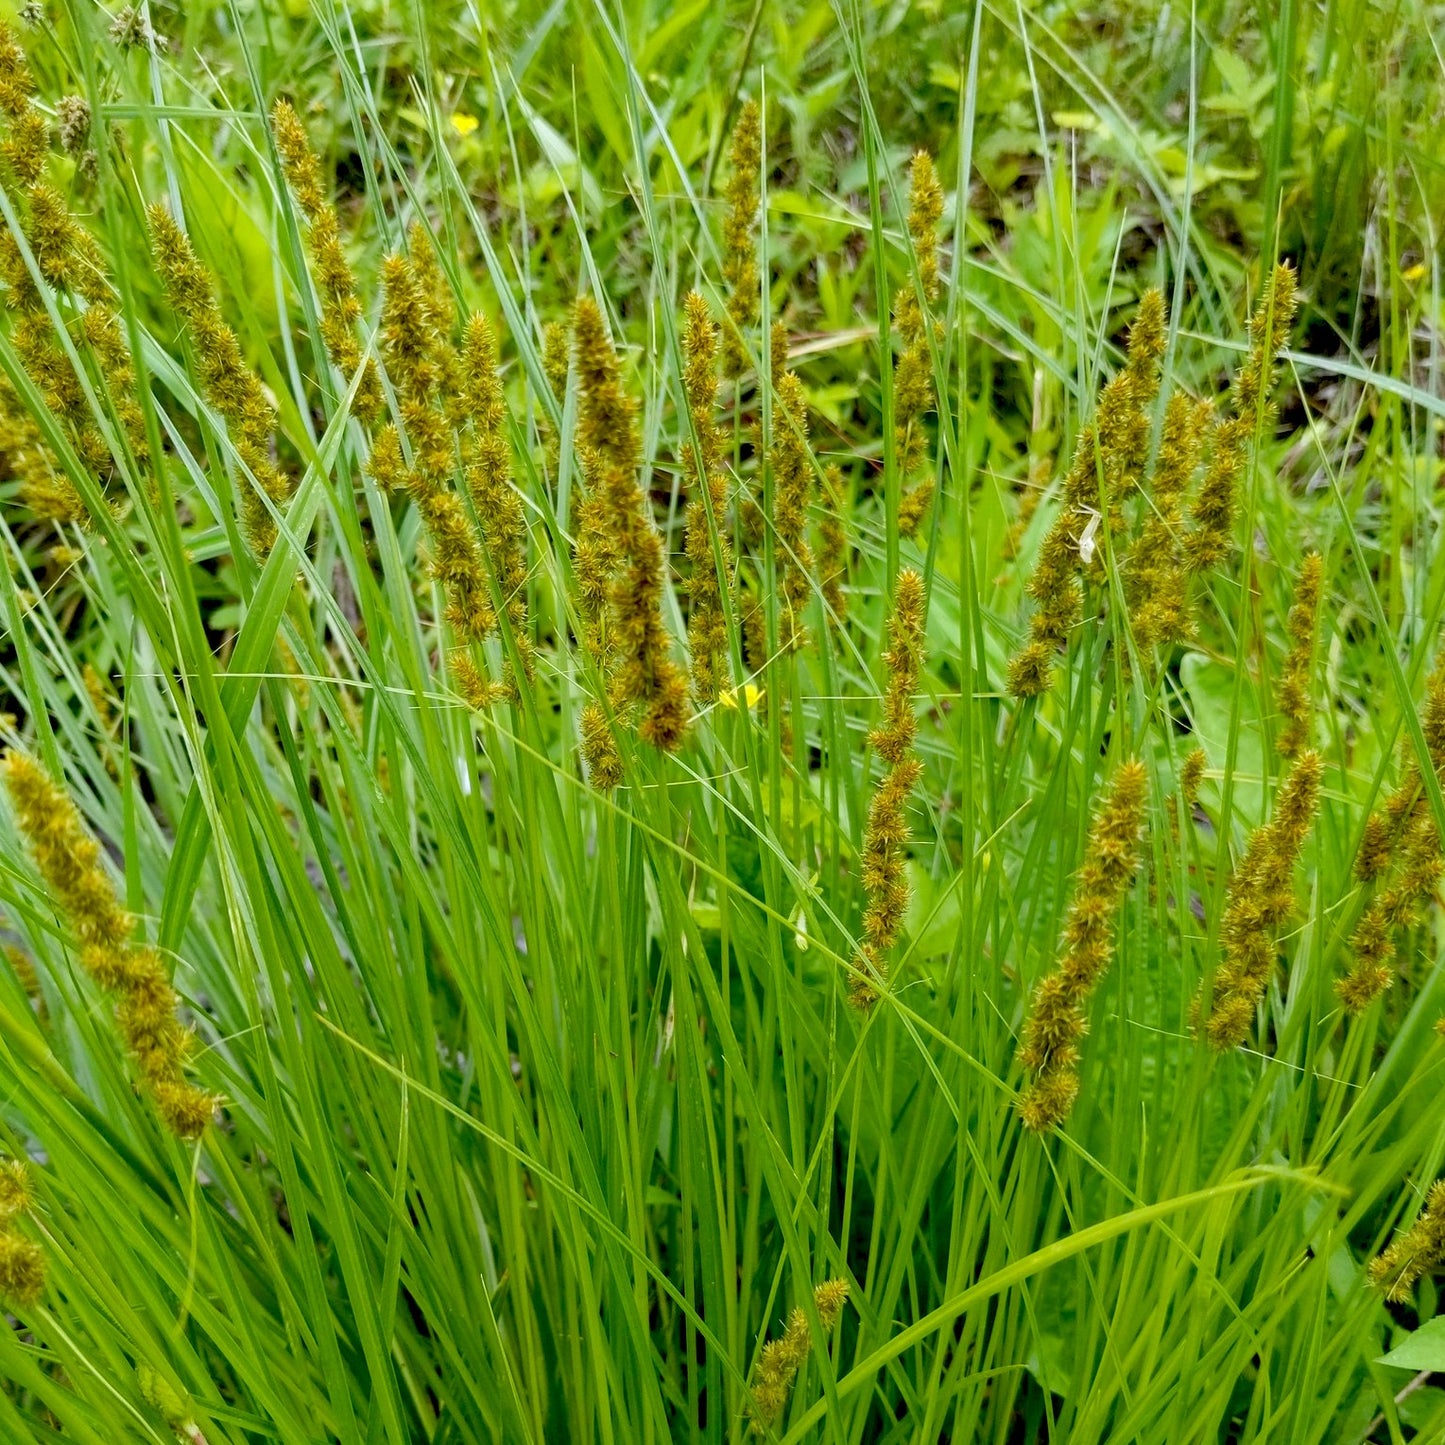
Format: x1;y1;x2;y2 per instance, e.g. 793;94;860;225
0;1;1441;1441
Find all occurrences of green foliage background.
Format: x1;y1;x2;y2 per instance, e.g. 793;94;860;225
0;1;1440;1441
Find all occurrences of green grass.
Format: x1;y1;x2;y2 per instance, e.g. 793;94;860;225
0;1;1441;1441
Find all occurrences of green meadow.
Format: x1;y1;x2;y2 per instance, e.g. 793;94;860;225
0;1;1441;1440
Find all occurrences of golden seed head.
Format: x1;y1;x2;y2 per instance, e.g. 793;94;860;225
1198;749;1321;1049
3;750;133;953
813;1277;849;1331
906;150;944;305
1369;1177;1445;1301
1187;267;1298;571
849;571;929;1006
149;202;288;552
1277;552;1324;759
0;1230;45;1308
56;94;90;155
542;320;569;405
4;754;215;1139
151;1078;219;1142
680;293;734;699
0;1158;33;1219
1019;1066;1081;1133
816;465;850;626
272;99;381;421
721;100;762;379
573;296;640;476
380;253;441;403
0;23;36;122
272;98;324;213
771;370;815;651
748;1274;847;1432
1016;760;1147;1124
1124;288;1166;401
1180;747;1207;809
580;700;623;791
1234;262;1299;422
1153;393;1211;503
451;650;501;711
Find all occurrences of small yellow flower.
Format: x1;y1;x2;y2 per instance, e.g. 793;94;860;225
451;112;479;138
719;683;764;711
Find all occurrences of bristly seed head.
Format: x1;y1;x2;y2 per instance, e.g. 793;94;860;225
1017;760;1148;1130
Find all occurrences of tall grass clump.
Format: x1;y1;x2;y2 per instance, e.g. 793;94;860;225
0;4;1439;1443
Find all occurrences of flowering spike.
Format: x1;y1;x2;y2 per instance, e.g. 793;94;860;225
850;569;926;1008
1276;552;1323;758
461;312;532;690
1196;750;1322;1049
747;1278;849;1433
681;292;734;701
817;465;849;626
2;752;217;1138
149;203;291;554
1340;643;1445;1009
272;98;382;422
1369;1179;1445;1302
894;151;944;537
572;298;689;760
1017;760;1148;1129
721;101;761;380
1185;264;1298;571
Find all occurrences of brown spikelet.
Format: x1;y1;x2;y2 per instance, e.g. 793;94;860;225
771;371;815;652
1017;760;1148;1129
894;151;944;537
1369;1179;1445;1302
0;1229;44;1307
1340;642;1445;1007
721;101;762;380
1006;441;1091;698
681;293;734;701
1196;750;1322;1049
149;202;290;554
379;252;441;405
1127;392;1210;648
573;298;689;755
747;1279;849;1433
272;98;382;422
460;313;532;688
2;751;217;1138
580;700;623;792
817;465;849;625
1276;553;1323;758
1184;264;1298;572
850;570;926;1008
